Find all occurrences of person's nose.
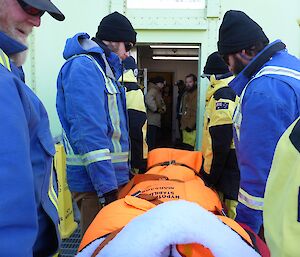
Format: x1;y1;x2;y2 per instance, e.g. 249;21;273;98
28;15;41;27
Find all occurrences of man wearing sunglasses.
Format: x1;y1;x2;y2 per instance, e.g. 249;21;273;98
56;11;136;235
218;10;300;235
0;0;64;256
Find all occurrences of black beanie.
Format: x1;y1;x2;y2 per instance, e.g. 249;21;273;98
218;10;269;55
96;11;137;44
203;52;230;75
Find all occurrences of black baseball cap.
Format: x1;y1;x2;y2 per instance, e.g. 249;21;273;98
22;0;65;21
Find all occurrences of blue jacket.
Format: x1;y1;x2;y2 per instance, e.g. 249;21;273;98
56;33;130;196
0;32;60;256
230;40;300;212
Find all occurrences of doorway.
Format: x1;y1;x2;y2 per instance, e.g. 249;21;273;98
137;43;199;147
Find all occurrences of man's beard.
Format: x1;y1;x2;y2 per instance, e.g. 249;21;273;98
10;50;28;67
232;55;247;75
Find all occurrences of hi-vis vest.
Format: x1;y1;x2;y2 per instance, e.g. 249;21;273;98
78;148;261;256
63;54;129;167
0;48;11;71
264;117;300;257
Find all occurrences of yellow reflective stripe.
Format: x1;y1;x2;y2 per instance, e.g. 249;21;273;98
66;149;111;166
108;93;122;152
48;163;58;211
238;188;264;211
111;152;129;163
0;49;11;71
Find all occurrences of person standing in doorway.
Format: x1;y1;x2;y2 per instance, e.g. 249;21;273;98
145;76;166;150
175;80;185;145
180;74;198;150
0;0;64;256
218;10;300;233
56;11;136;235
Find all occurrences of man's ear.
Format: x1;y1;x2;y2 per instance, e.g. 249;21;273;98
239;50;253;61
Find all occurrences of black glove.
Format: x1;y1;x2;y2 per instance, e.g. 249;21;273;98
103;189;118;205
200;171;214;188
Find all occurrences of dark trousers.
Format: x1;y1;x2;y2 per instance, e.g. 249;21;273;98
147;125;159;151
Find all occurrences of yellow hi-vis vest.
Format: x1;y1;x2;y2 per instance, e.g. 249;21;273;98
264;117;300;257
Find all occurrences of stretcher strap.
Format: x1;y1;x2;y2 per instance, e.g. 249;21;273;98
118;173;169;199
91;227;123;257
147;160;199;175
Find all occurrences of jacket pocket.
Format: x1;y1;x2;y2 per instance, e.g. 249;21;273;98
38;128;56;157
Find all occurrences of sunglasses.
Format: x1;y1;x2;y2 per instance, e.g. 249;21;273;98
17;0;45;17
124;42;134;52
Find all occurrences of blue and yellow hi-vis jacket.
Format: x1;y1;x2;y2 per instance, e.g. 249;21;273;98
56;33;130;196
230;40;300;230
119;69;148;171
0;32;60;256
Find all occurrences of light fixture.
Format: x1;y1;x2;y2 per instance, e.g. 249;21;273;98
152;56;198;60
150;45;199;49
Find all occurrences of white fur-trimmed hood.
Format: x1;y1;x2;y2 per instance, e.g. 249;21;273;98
77;200;260;257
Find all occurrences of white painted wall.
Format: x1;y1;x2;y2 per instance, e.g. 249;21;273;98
221;0;300;57
23;0;110;138
22;0;300;139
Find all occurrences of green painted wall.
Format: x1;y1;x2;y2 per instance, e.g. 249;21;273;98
23;0;300;146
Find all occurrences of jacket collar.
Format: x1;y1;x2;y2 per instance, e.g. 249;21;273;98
229;40;286;96
0;31;27;55
91;37;122;81
206;75;234;101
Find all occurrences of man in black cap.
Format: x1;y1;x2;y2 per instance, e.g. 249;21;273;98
0;0;64;256
218;10;300;234
200;52;239;219
56;11;137;234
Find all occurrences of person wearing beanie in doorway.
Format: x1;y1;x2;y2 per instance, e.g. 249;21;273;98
56;11;137;235
119;56;148;176
145;76;167;150
201;52;239;219
218;10;300;234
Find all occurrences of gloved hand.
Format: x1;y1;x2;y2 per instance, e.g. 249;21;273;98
200;171;214;188
103;189;118;205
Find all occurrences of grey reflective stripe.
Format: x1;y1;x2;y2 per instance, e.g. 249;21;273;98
65;54;125;158
62;130;74;155
238;188;264;211
66;149;111;166
108;94;122;152
0;49;11;70
254;65;300;80
111;152;129;163
72;54;123;153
